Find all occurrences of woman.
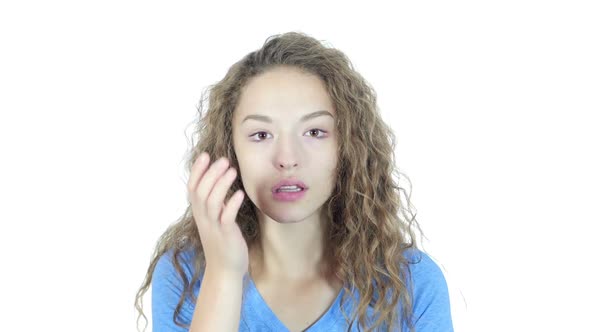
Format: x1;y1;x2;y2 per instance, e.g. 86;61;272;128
135;31;453;332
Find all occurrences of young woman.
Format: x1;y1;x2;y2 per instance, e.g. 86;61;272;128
135;31;453;332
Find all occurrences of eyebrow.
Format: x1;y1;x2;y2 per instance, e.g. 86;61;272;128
241;110;334;124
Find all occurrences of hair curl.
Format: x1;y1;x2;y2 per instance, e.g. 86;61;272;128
134;31;425;332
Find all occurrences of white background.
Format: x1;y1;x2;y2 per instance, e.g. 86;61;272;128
1;1;588;331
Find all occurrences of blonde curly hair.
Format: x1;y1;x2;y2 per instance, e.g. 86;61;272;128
134;31;425;332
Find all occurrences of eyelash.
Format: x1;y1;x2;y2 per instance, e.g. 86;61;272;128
249;129;328;142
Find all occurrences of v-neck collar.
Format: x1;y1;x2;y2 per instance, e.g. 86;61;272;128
244;274;345;332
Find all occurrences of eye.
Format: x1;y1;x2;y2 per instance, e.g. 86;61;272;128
304;128;328;138
249;131;272;142
248;129;328;142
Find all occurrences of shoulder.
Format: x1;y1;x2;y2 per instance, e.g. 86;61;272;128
402;248;454;331
403;248;446;284
151;248;201;331
153;248;198;284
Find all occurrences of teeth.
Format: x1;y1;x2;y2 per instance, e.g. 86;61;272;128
277;185;303;192
278;188;302;192
280;185;300;189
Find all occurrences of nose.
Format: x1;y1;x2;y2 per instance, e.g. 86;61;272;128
273;135;299;170
279;161;298;169
276;154;298;169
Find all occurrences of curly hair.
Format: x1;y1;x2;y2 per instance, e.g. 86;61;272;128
134;31;425;332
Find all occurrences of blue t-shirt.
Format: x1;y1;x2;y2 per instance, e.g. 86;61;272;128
151;248;453;331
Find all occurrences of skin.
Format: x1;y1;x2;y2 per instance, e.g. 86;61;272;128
231;65;339;283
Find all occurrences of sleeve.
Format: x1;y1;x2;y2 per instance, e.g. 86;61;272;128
409;252;454;332
151;251;199;332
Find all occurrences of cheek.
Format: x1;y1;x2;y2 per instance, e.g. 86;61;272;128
235;162;260;191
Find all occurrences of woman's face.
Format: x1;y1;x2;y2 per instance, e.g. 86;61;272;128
232;66;338;224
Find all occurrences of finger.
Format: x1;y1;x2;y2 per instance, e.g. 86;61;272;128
220;190;245;228
187;152;210;193
206;166;237;222
195;157;230;218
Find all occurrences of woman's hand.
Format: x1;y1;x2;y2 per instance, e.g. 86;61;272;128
188;152;249;278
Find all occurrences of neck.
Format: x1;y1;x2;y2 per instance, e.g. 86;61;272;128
249;210;332;283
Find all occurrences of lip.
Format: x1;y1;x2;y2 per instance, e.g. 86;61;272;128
272;187;307;202
271;179;308;193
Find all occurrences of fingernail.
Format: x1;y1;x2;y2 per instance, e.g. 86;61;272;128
197;152;208;164
217;157;228;167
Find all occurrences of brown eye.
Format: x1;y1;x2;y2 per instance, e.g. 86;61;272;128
249;129;327;142
305;129;327;138
249;131;271;142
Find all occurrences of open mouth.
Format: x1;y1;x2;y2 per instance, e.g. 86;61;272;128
274;185;305;193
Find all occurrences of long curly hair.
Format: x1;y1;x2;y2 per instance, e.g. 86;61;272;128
134;31;425;332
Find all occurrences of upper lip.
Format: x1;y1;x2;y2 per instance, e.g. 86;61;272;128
272;179;308;193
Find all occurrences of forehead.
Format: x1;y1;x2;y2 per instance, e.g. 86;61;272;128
234;66;335;119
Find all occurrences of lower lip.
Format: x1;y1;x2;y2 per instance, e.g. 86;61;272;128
272;188;307;202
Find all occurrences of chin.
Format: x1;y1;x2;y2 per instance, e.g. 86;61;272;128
261;208;309;224
253;202;313;225
273;218;304;224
